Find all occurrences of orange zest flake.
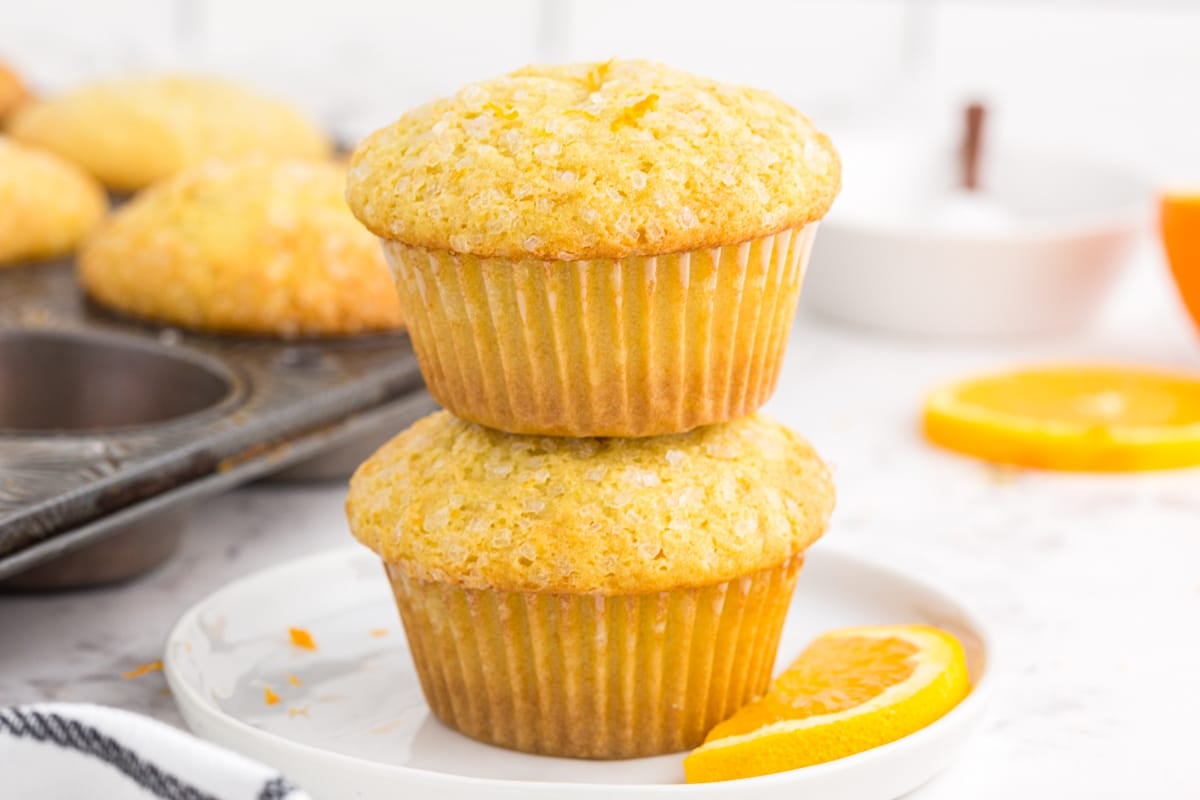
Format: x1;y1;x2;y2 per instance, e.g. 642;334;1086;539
584;60;612;92
287;674;303;687
483;101;519;121
121;660;163;680
263;687;281;706
369;628;390;638
611;93;659;131
288;627;317;651
287;706;310;718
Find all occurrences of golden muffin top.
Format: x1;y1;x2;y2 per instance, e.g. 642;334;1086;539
78;158;404;337
8;75;331;191
346;411;834;594
0;137;107;266
347;59;840;261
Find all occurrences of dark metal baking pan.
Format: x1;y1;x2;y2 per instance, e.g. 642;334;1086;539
0;259;430;588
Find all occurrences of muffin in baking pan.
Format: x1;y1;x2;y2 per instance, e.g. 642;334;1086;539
8;75;330;192
78;157;403;337
0;136;106;266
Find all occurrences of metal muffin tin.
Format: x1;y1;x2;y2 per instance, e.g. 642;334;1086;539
0;260;437;588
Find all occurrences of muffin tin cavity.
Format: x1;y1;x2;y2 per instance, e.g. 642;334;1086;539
0;330;237;434
0;261;430;588
1;506;188;591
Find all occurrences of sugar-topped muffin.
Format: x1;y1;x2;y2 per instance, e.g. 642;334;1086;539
79;158;403;337
0;137;107;267
350;59;837;261
8;76;330;191
347;410;835;758
349;410;831;593
347;59;840;437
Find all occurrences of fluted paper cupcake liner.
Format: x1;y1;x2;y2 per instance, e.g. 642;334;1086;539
383;554;804;759
381;225;818;437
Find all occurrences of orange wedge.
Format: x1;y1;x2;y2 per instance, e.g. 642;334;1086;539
1161;192;1200;332
923;366;1200;471
684;624;970;784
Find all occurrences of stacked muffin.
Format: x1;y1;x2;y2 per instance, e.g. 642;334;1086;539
345;59;840;759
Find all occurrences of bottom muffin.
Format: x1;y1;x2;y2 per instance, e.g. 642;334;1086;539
346;411;835;759
387;553;802;758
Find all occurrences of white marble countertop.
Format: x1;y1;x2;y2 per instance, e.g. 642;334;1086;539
2;249;1198;798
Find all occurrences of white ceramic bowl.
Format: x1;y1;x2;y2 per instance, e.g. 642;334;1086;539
804;139;1148;337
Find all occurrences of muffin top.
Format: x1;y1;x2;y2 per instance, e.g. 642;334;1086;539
8;75;331;191
78;158;404;337
0;62;30;123
347;59;840;261
347;411;834;594
0;137;107;266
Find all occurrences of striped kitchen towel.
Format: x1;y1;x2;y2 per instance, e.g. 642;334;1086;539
0;703;309;800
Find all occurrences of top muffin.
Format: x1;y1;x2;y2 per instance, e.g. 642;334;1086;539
8;76;331;191
348;59;840;260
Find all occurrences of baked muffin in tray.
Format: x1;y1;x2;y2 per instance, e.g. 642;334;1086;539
0;136;106;267
9;75;330;192
79;157;403;337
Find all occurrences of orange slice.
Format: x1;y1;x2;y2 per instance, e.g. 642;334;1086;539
684;624;969;784
1161;192;1200;332
923;366;1200;471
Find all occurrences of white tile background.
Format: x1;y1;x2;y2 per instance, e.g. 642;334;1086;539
3;0;1200;181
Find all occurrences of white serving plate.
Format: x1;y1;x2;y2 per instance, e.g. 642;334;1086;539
165;546;994;800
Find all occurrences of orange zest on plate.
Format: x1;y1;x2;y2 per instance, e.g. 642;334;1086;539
263;687;281;706
683;624;970;783
923;366;1200;471
121;660;163;680
287;674;303;687
288;627;317;650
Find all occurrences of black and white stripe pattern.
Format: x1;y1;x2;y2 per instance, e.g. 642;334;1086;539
258;776;296;800
0;705;305;800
